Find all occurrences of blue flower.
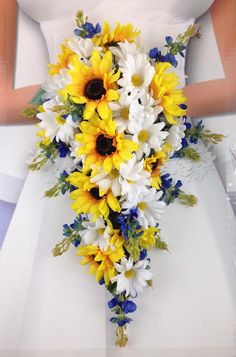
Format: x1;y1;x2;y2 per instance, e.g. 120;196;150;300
74;22;101;39
179;103;187;110
190;136;198;144
162;53;178;67
165;36;173;45
117;317;132;327
161;173;173;189
181;137;188;148
55;140;70;158
120;301;137;314
108;297;118;309
149;47;178;67
130;207;138;220
72;239;80;247
140;249;148;260
99;278;105;285
184;121;192;129
175;180;182;189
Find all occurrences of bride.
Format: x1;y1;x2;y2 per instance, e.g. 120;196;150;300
1;0;236;355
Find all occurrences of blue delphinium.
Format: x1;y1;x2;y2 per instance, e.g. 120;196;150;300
117;208;142;241
63;215;87;247
108;295;137;327
149;47;178;67
74;21;101;38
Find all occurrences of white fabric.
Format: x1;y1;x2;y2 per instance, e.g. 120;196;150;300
0;125;37;203
1;0;236;355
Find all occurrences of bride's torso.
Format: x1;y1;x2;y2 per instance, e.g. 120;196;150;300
1;0;215;204
18;0;215;89
3;1;236;354
18;0;215;22
18;0;215;62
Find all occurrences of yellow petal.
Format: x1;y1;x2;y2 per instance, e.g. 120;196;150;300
100;51;112;74
107;192;121;212
106;89;119;101
97;100;111;120
84;101;97;119
91;50;102;75
103;156;113;174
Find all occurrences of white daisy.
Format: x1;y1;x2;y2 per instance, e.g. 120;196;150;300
118;53;155;95
133;117;169;159
90;167;122;197
122;188;165;228
119;155;150;202
70;140;82;166
166;119;186;154
110;92;162;135
80;218;111;251
42;68;71;100
37;98;77;143
65;37;96;65
111;257;153;297
110;40;141;65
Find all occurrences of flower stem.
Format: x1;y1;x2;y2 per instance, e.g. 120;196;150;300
115;325;128;347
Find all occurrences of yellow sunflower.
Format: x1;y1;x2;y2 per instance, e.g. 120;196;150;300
67;172;121;220
48;44;75;75
75;114;138;174
62;50;120;120
78;244;124;285
150;62;187;125
93;21;140;47
144;150;168;189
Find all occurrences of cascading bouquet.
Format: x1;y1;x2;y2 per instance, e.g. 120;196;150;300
22;11;224;347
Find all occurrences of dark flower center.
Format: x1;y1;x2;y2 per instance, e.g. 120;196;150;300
152;160;160;171
89;187;103;200
108;210;120;229
96;134;116;156
84;79;106;100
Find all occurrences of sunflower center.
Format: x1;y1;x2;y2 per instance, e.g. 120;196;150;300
131;74;143;87
125;269;136;279
152;159;160;171
84;79;106;100
55;115;66;125
96;134;116;156
120;107;130;120
138;130;149;142
138;202;147;210
89;187;103;200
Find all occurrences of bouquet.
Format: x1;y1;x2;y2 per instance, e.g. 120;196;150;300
23;11;224;347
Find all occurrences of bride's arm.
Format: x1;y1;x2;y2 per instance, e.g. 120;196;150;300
0;0;39;125
183;0;236;117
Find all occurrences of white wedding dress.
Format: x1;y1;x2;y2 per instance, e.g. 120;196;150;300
1;1;236;356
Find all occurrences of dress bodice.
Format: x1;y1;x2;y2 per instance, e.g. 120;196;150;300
18;0;215;23
18;0;214;87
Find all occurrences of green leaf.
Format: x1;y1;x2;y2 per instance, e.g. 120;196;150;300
182;147;201;161
21;107;38;119
178;191;198;207
155;238;169;251
125;238;140;261
52;237;74;257
106;282;117;295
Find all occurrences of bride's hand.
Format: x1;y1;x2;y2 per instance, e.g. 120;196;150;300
184;0;236;118
0;0;39;125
